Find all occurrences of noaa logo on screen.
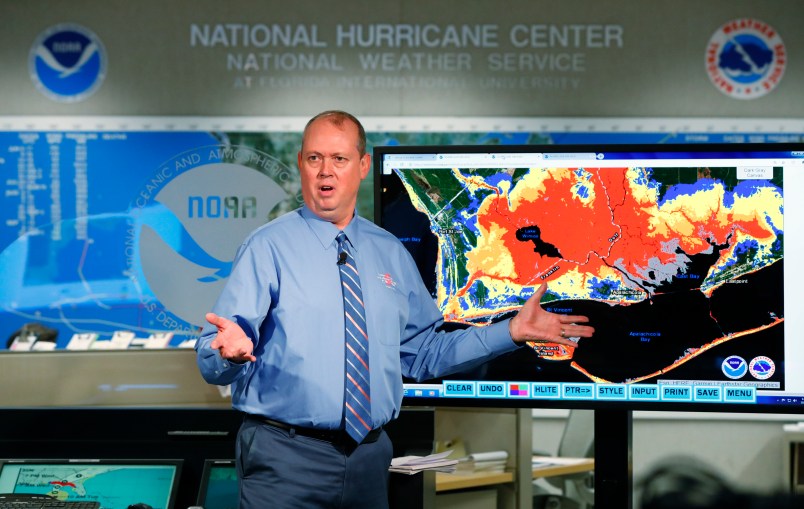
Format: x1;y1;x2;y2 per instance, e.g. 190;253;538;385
705;18;785;99
127;145;301;337
28;23;107;102
749;356;775;380
721;355;747;379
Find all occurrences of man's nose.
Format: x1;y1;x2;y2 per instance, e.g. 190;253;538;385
318;158;335;175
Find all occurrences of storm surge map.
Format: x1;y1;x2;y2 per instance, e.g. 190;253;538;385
396;165;784;385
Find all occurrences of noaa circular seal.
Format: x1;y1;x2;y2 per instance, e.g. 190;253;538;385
29;23;107;102
721;355;747;379
749;356;775;380
126;144;301;343
705;18;785;99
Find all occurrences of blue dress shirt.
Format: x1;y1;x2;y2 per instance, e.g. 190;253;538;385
196;206;518;430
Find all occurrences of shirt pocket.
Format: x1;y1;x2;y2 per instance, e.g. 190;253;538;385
365;273;409;346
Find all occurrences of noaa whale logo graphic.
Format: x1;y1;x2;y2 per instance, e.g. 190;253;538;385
721;355;747;379
705;18;785;99
29;24;107;102
127;145;301;338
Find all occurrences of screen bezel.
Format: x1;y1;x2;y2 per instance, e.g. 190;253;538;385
373;142;803;415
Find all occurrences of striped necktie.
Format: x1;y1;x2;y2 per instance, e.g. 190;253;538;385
336;232;372;443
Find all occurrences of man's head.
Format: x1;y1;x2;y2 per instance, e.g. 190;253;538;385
298;110;370;229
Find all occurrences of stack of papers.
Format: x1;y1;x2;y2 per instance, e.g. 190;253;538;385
532;455;591;468
389;450;458;475
457;450;509;473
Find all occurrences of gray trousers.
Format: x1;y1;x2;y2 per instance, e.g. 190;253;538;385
236;417;392;509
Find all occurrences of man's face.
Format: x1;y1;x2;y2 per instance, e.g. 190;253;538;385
297;118;370;229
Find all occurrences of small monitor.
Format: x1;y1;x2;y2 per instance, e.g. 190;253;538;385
0;458;182;509
196;460;237;509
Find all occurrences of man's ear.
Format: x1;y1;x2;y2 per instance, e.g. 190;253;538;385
360;153;371;180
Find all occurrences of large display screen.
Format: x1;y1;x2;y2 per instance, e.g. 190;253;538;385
0;130;306;350
375;143;804;412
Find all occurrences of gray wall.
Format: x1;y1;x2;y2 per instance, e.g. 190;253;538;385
2;0;802;117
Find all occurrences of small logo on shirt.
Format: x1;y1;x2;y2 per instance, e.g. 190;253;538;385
377;272;397;289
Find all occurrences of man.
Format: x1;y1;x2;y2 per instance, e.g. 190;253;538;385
195;110;594;509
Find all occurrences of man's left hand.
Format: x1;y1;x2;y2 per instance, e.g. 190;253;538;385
508;284;594;347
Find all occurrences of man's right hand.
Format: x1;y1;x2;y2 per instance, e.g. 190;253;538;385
206;312;257;363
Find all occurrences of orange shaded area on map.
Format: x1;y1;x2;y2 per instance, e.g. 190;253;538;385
441;167;781;321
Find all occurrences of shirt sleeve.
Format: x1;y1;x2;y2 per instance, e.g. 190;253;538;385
195;236;276;385
396;252;520;382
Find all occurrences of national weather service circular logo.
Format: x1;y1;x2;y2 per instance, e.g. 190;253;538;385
705;18;785;99
749;356;775;380
29;23;107;102
722;355;747;379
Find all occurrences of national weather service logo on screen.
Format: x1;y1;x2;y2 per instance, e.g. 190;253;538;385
29;24;107;102
749;356;775;380
705;18;785;99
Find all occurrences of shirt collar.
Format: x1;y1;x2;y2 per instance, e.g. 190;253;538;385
299;205;362;252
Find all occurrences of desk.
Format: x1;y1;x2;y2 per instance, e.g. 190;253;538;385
435;457;594;492
436;471;515;492
532;457;595;478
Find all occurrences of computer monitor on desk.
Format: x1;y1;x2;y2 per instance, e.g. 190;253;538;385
0;458;182;509
196;460;237;509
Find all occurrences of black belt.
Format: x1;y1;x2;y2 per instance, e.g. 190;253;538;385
249;415;383;445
